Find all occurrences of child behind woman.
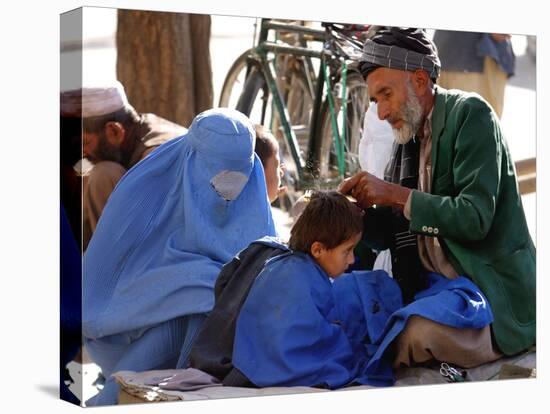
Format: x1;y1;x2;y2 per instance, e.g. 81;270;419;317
254;124;286;204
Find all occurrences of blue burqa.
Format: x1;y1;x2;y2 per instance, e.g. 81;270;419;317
233;251;493;388
82;108;277;405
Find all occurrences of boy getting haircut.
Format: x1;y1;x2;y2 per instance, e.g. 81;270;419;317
289;190;364;252
289;190;364;279
231;191;404;389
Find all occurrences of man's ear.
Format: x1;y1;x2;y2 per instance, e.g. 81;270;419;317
310;241;326;259
104;121;126;146
412;69;430;94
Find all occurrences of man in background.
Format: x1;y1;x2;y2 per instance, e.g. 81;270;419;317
61;81;187;249
433;30;515;118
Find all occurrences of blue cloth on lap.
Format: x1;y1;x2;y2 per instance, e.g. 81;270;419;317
233;255;493;389
363;272;494;384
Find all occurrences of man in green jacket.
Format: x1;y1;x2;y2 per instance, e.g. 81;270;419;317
339;27;535;369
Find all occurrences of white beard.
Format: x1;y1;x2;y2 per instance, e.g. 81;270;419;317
392;122;416;144
391;80;424;145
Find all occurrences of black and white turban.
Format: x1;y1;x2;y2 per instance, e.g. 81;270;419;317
359;27;441;82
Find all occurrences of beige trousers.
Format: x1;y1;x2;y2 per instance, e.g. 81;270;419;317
392;315;503;369
438;56;508;118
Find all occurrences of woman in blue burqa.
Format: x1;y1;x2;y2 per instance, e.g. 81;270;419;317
82;108;277;405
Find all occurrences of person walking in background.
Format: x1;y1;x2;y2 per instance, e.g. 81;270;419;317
433;30;515;118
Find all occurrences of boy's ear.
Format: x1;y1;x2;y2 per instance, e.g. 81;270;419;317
310;241;325;259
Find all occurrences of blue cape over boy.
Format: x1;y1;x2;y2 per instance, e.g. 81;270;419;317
233;247;494;388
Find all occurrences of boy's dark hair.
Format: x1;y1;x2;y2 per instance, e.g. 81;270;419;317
82;106;141;134
289;190;363;253
254;124;278;167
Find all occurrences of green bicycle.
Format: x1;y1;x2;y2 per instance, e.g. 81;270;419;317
219;19;371;205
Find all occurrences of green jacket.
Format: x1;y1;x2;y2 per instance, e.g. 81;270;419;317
410;87;535;355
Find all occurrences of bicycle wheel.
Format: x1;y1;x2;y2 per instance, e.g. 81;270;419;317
221;51;314;169
315;71;369;181
236;64;316;211
271;69;314;209
219;49;256;109
271;69;314;172
284;70;314;152
235;65;271;125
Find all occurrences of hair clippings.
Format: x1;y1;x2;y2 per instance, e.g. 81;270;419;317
302;189;313;202
301;190;356;203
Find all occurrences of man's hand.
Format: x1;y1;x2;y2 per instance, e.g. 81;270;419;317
338;171;412;210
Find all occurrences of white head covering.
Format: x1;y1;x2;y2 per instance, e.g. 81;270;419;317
358;103;395;179
60;80;130;117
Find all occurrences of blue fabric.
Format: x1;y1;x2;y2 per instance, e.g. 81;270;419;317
85;315;205;406
233;252;401;389
477;33;515;76
433;30;515;76
60;205;82;344
331;270;403;386
60;205;82;405
363;273;494;384
82;108;277;405
234;263;493;389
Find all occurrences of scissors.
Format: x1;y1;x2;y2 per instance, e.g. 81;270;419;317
440;362;466;382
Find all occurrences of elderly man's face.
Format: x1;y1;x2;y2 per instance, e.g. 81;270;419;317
367;68;424;144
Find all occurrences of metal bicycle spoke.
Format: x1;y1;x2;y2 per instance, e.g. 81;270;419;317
317;71;369;180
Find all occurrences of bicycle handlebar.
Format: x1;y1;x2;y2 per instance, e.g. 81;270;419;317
259;18;365;61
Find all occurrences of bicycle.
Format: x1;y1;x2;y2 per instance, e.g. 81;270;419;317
219;19;370;205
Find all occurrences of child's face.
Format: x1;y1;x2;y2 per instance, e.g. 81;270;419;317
264;147;285;203
312;232;362;278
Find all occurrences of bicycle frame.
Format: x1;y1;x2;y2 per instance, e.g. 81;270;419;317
237;19;363;188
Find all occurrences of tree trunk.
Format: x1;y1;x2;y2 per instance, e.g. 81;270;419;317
116;10;213;127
